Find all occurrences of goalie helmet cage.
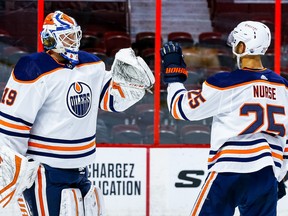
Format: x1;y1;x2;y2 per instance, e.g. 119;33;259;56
31;1;282;216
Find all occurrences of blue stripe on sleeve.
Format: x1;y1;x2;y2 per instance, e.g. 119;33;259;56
109;95;118;112
178;95;189;121
169;89;186;112
99;78;112;108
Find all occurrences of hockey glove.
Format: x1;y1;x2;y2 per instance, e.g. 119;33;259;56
278;180;286;200
160;41;188;83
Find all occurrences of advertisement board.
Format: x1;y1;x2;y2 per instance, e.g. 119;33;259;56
1;147;288;216
88;148;147;216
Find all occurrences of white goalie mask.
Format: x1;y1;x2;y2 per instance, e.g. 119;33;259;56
40;11;82;64
227;21;271;68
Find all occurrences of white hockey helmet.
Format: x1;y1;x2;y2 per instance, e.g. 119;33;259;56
227;21;271;68
40;11;82;64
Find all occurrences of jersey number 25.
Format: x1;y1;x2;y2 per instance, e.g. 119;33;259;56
239;103;285;137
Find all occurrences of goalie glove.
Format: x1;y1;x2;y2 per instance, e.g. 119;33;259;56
111;48;155;100
160;41;188;83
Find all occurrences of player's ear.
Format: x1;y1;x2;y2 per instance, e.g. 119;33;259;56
235;42;245;54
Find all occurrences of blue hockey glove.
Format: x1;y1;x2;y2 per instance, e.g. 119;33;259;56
278;180;286;200
160;41;188;83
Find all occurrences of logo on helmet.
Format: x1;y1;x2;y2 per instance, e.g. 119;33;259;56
67;82;92;118
245;23;258;31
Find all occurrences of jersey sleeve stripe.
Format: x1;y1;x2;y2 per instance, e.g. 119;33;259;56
170;89;186;112
109;95;118;112
177;95;190;121
99;79;111;109
0;111;33;127
172;97;181;119
103;89;110;111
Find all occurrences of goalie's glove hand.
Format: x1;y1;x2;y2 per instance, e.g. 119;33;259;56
278;180;286;200
160;41;188;83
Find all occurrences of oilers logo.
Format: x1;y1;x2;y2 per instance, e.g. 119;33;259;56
67;82;92;118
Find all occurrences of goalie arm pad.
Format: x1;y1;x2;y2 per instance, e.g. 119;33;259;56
0;145;39;208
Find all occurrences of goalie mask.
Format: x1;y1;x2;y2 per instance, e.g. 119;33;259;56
40;11;82;64
227;21;271;68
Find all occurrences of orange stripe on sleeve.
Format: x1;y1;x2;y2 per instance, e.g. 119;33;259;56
103;89;110;111
172;97;180;119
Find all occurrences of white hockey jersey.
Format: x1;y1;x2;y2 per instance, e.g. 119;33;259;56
167;68;288;181
0;51;142;168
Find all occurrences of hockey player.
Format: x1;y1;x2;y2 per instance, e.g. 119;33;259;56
161;21;288;216
0;11;154;215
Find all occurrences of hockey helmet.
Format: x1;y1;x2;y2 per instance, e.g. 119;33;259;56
227;21;271;68
40;11;82;64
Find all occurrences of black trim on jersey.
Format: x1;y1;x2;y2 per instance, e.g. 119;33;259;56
99;78;112;108
27;148;96;159
0;128;30;138
0;111;33;126
29;133;96;144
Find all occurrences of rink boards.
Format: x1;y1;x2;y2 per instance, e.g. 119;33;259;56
1;147;288;216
